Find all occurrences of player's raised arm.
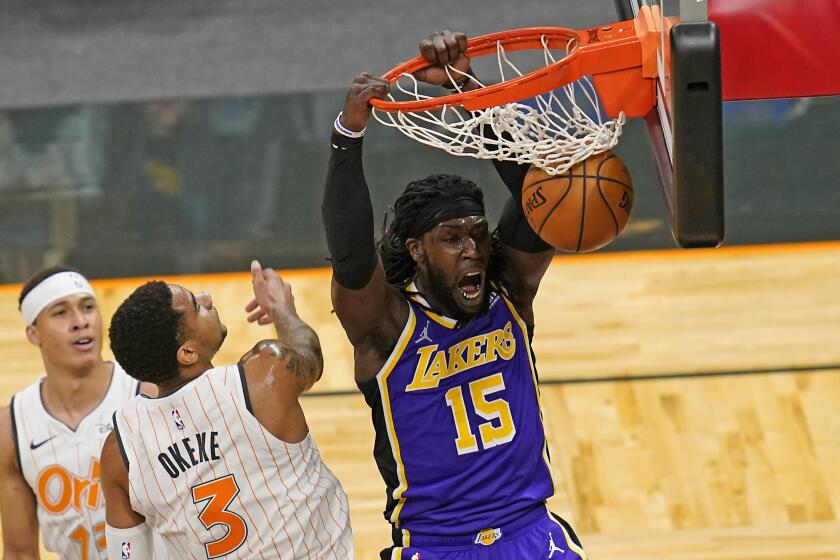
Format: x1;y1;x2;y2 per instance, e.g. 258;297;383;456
0;409;40;560
416;30;555;327
243;260;325;442
322;75;409;380
109;269;353;556
245;260;323;391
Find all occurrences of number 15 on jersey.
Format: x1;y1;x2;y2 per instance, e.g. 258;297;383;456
444;372;516;455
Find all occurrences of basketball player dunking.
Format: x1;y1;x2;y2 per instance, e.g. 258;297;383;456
99;261;353;559
322;32;588;559
0;267;155;559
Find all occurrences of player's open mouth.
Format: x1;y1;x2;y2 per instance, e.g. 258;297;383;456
73;337;94;350
458;272;483;301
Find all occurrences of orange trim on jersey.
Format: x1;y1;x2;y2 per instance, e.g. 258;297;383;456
376;307;418;527
145;407;206;545
282;441;321;555
264;385;325;557
191;389;264;558
137;406;200;555
124;406;200;560
124;409;174;516
16;403;40;475
204;379;270;554
245;399;311;555
228;397;287;558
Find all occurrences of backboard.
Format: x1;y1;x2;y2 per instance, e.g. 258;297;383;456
614;0;724;248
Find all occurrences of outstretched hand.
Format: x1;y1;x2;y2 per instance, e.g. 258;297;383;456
339;73;390;133
245;260;296;326
414;30;472;87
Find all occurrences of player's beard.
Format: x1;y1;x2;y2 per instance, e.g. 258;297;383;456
423;261;488;322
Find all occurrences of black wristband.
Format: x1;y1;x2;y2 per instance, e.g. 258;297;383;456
442;68;475;91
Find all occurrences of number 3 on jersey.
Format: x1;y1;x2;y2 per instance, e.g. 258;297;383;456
444;372;516;455
191;474;248;558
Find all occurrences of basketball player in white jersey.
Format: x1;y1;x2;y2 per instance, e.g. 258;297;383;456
0;266;155;559
100;260;353;559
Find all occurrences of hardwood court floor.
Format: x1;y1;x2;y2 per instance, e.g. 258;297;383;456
1;241;839;558
300;371;840;559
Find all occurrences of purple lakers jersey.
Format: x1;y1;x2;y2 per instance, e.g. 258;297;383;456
358;285;555;538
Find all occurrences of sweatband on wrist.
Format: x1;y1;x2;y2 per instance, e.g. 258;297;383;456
334;112;366;138
20;271;96;325
105;523;153;560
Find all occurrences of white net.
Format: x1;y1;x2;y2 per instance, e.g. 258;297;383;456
372;36;626;175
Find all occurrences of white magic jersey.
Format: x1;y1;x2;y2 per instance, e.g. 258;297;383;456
113;364;353;559
10;363;140;559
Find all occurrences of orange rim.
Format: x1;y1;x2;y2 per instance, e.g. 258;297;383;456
370;12;657;114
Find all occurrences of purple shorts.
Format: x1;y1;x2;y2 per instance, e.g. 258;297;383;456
386;510;587;560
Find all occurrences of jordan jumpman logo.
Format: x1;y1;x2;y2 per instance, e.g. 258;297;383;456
548;532;565;558
414;320;432;344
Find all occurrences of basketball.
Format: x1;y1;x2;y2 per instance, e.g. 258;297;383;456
521;150;634;252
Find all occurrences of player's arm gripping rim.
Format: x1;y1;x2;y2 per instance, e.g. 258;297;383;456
419;31;556;328
324;31;553;384
323;73;411;383
0;408;40;560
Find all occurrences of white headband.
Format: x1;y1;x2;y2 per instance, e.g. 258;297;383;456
20;271;96;325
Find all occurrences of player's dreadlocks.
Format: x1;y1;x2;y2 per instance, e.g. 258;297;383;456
377;174;507;289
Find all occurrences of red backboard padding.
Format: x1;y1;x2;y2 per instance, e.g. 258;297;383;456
710;0;840;101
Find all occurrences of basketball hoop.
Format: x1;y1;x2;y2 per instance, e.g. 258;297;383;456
371;7;662;175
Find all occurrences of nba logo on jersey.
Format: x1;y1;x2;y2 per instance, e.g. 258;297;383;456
120;541;131;559
171;409;185;430
411;554;420;560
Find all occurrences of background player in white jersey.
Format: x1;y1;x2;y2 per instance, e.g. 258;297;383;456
100;260;353;559
0;266;154;559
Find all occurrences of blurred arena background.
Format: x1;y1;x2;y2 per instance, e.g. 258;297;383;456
1;1;839;558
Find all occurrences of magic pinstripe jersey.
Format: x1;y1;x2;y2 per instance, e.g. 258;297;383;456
112;364;353;559
358;285;555;538
9;363;140;559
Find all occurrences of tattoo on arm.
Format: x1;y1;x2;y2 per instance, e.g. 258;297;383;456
279;338;323;380
270;317;324;385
